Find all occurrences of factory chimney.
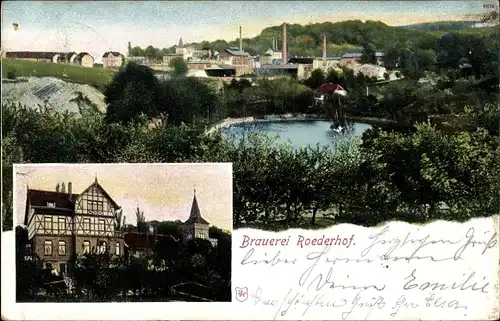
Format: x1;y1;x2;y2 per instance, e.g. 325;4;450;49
282;23;287;65
239;26;243;51
323;33;327;66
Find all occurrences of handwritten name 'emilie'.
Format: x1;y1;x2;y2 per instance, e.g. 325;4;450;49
240;234;356;249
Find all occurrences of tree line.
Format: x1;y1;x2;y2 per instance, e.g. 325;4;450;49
4;97;499;232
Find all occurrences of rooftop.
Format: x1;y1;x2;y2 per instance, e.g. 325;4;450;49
224;49;250;57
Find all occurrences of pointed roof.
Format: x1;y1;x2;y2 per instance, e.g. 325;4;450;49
184;189;209;225
178;37;184;48
79;178;120;209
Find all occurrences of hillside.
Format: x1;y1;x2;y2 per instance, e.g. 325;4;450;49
1;59;115;86
189;20;499;57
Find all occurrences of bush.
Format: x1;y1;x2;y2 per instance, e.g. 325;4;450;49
7;70;16;79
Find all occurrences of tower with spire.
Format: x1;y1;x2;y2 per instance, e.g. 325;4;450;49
178;37;184;48
182;187;209;242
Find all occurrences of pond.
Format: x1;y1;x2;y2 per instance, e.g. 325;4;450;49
220;119;372;149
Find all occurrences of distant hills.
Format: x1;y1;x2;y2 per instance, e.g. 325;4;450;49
187;20;498;57
399;21;477;31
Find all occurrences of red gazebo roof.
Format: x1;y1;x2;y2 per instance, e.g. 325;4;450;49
316;83;346;94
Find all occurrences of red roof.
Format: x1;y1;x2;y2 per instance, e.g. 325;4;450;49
124;232;178;249
316;83;346;94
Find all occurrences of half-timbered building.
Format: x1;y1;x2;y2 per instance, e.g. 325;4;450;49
24;178;124;274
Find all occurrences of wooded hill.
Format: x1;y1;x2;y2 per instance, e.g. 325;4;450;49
186;20;498;57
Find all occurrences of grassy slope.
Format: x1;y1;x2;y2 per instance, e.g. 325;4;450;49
1;59;116;86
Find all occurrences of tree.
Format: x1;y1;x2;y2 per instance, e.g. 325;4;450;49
130;46;145;57
360;43;377;64
383;47;400;69
145;45;160;62
304;69;325;89
169;57;188;77
158;77;218;124
326;68;342;84
136;207;146;233
104;62;162;124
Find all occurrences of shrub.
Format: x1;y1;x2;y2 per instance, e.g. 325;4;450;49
7;70;16;79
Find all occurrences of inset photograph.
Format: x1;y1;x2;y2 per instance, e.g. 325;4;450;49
14;163;232;302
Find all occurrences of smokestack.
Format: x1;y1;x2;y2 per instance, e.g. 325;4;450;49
323;34;327;66
68;182;72;195
282;23;287;65
56;183;60;193
61;182;66;194
239;26;243;51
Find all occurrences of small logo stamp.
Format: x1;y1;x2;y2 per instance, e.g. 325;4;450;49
235;286;248;302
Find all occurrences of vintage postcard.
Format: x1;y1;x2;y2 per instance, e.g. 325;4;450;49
1;0;499;320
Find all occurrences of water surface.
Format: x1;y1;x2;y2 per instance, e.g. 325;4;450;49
221;120;372;149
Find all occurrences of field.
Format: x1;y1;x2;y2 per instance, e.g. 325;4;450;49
1;59;116;86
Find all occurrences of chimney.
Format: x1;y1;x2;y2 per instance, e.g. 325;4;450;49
323;33;327;66
239;26;243;51
68;182;72;195
282;23;287;65
61;182;66;194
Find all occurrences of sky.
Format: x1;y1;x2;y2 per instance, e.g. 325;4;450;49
1;1;495;62
14;163;233;231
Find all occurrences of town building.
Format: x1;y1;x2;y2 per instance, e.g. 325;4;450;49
218;48;253;76
123;231;178;258
6;51;73;63
260;49;283;65
312;57;341;71
182;189;218;247
102;51;123;68
74;52;94;68
24;178;124;274
163;53;184;65
204;64;236;78
340;51;385;67
125;56;148;65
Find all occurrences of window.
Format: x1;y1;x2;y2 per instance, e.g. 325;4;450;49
44;217;52;233
83;218;90;231
44;241;53;255
46;201;56;207
98;241;107;254
59;263;67;275
115;242;120;255
59;218;66;231
98;219;105;232
58;241;66;255
83;241;90;254
88;200;104;212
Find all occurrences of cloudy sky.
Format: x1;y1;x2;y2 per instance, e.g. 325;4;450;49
14;163;233;231
1;1;493;61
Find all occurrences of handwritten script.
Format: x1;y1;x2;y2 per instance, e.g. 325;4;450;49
234;217;500;320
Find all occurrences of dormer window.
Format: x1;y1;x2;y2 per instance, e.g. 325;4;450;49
47;202;56;208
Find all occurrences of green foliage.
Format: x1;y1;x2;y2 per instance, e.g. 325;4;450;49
7;70;17;79
1;59;115;86
304;69;326;89
104;62;162;124
184;20;497;57
360;43;377;64
169;58;188;77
